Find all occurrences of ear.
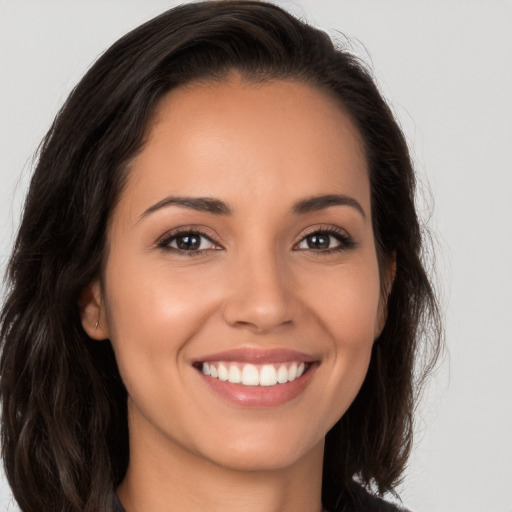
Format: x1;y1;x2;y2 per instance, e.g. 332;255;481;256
77;280;109;340
374;253;397;339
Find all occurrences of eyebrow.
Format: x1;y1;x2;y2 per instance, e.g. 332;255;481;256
140;196;232;220
291;194;366;219
139;193;365;220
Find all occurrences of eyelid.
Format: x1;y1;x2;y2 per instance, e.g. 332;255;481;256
293;224;355;252
154;223;353;255
155;225;224;252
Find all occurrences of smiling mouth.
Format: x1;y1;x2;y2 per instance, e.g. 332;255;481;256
194;361;311;387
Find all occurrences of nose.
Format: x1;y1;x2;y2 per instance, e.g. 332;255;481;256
222;250;297;334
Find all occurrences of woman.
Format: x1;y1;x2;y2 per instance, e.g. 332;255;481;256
0;2;441;511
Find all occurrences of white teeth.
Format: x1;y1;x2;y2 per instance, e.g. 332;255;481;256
242;364;259;386
288;362;297;381
201;361;309;387
277;364;288;384
218;364;228;381
228;365;242;383
259;365;277;386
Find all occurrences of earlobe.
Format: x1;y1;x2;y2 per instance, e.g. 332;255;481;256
78;280;109;340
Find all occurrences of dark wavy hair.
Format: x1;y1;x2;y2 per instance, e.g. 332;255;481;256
0;2;442;511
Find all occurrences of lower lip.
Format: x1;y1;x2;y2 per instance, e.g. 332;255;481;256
197;365;317;408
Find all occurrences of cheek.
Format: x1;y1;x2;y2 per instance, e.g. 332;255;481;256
101;258;228;444
102;256;220;390
106;247;219;329
302;258;381;419
308;260;382;344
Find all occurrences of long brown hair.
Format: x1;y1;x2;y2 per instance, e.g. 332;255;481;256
0;2;442;511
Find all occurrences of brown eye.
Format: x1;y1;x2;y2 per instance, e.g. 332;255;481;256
295;229;354;252
161;231;219;253
176;234;201;251
304;233;332;250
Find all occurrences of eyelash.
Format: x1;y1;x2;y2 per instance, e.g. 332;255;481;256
156;227;221;257
156;225;354;256
294;225;355;254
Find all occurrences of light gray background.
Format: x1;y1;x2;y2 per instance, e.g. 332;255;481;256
1;1;511;511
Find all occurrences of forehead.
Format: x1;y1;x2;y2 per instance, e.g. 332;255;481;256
120;78;369;218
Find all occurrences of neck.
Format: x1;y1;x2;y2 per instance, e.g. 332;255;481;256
117;413;325;512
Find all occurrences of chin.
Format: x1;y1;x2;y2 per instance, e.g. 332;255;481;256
189;423;326;473
208;444;321;473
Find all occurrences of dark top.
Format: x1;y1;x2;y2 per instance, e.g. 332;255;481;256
112;492;124;512
111;484;409;512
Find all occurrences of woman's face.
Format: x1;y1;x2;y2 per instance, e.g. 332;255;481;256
85;77;388;472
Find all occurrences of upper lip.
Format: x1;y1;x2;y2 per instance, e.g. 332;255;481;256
194;347;317;364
